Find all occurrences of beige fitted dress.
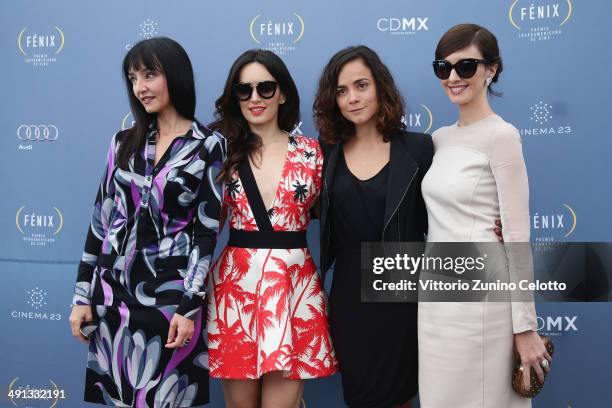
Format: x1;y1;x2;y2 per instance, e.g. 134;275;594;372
419;114;537;408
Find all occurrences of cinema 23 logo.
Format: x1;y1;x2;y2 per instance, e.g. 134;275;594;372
17;125;59;141
16;206;64;235
18;26;65;55
509;0;572;29
249;13;305;44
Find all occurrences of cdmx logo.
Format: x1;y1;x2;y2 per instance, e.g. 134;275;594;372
377;17;429;35
508;0;572;41
16;124;59;141
18;26;65;67
537;315;578;336
532;203;577;241
249;13;304;55
402;104;433;134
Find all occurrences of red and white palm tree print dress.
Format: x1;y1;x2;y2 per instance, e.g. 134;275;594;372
207;135;337;379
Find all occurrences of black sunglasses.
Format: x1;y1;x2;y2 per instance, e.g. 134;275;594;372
233;81;278;101
432;58;490;80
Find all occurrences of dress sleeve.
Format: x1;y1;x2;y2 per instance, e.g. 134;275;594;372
490;127;537;333
72;133;119;305
175;134;227;318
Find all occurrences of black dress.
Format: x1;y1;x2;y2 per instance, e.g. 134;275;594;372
328;150;418;408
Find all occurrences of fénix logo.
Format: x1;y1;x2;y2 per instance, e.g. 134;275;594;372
16;206;64;246
249;13;305;55
18;26;65;67
377;17;429;35
509;0;572;42
402;104;434;134
519;101;573;136
532;204;577;242
122;111;135;130
537;315;578;336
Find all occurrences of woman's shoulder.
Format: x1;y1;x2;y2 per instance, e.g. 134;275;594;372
192;120;227;157
395;129;434;157
490;115;520;140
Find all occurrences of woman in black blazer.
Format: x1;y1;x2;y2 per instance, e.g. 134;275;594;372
313;45;433;408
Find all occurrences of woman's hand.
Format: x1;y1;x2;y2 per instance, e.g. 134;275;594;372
165;313;195;348
514;330;552;389
69;305;93;344
494;219;504;242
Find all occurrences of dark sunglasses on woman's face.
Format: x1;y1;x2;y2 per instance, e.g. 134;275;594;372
432;58;490;80
233;81;278;101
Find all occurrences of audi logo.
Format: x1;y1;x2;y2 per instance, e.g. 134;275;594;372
17;125;59;141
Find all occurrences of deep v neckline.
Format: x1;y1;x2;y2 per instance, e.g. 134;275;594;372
248;136;291;213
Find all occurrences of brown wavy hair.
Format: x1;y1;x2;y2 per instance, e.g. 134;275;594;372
435;24;503;97
313;45;405;144
210;49;300;183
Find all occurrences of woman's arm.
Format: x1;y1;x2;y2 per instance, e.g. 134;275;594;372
70;133;118;343
174;134;227;319
491;127;550;388
490;127;537;333
72;133;119;306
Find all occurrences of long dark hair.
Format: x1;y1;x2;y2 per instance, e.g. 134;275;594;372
210;49;300;182
435;23;503;97
313;45;405;144
117;37;196;169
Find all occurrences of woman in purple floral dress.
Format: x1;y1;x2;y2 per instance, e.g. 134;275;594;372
68;37;225;407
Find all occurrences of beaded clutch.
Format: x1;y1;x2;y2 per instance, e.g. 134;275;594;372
512;335;554;398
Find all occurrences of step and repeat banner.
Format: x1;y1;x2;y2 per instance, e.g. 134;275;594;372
1;0;610;407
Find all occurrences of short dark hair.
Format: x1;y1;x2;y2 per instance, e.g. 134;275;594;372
210;49;300;182
118;37;196;169
313;45;405;144
435;23;503;97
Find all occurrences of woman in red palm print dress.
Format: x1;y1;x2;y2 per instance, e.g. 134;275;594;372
208;49;337;407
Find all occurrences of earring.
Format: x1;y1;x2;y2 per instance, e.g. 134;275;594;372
485;77;493;86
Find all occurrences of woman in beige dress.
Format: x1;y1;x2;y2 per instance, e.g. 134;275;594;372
418;24;552;407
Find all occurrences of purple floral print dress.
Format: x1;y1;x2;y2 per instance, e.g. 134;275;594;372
72;120;226;407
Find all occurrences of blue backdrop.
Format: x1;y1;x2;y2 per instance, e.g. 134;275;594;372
1;0;611;406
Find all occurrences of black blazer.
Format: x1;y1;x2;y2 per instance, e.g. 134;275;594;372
319;130;433;280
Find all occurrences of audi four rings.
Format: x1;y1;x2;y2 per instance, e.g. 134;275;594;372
17;125;59;141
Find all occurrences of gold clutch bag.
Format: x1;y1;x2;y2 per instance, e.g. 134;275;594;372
512;335;554;398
